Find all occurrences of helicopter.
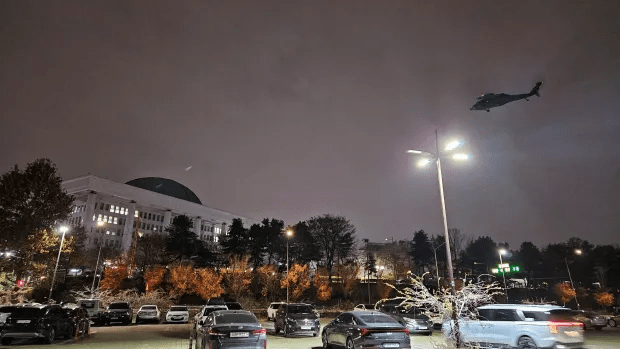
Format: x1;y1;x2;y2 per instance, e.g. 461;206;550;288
470;82;543;112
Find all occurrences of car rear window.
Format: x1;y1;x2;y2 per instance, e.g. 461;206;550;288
8;308;44;318
170;306;187;311
358;314;401;324
141;306;156;310
522;309;577;321
79;302;97;309
288;305;314;314
108;303;129;309
215;313;258;324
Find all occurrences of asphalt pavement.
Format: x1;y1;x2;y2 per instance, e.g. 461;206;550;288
0;319;617;348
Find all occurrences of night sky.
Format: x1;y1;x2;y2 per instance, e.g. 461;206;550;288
1;1;619;248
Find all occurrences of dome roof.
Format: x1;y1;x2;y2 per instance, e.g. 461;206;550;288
126;177;202;205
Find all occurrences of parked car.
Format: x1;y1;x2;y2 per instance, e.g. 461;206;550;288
606;313;619;327
442;304;584;349
195;310;266;349
0;304;74;345
0;306;20;331
353;304;376;311
165;306;189;323
267;302;286;321
572;310;608;330
77;299;103;325
206;298;226;305
136;305;161;324
322;311;411;349
379;304;433;335
226;302;243;310
274;303;320;337
63;306;90;338
101;302;133;326
193;305;228;333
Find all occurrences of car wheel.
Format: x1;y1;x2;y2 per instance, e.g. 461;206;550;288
517;336;538;349
346;336;355;349
322;331;331;349
608;319;617;327
45;328;56;344
1;338;12;345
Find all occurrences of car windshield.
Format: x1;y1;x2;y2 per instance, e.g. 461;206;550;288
7;308;45;318
203;307;227;316
358;314;401;324
170;306;187;311
108;303;129;309
215;313;258;324
141;306;156;310
79;301;97;309
288;305;314;314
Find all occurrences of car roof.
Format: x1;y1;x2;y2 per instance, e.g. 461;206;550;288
212;310;254;315
478;304;565;311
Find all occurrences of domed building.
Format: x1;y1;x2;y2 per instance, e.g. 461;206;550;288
62;175;259;251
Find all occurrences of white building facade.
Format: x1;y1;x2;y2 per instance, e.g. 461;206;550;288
62;175;259;252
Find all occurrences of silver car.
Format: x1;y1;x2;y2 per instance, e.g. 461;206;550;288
195;310;266;349
322;311;411;349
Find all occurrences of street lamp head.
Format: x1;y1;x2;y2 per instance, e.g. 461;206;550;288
286;230;293;237
58;226;69;233
452;153;470;161
574;249;582;255
417;158;431;167
499;249;507;255
407;150;423;154
445;140;462;151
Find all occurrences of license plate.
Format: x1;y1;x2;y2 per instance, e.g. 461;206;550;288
383;344;400;348
419;326;427;329
230;332;249;338
565;331;579;337
17;320;31;324
301;326;312;330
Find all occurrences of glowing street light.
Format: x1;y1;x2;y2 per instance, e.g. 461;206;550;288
49;225;69;303
565;249;583;309
406;130;471;296
285;229;293;304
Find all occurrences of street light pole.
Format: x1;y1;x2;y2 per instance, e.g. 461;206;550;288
565;249;582;310
286;230;293;304
435;131;456;295
498;249;508;299
363;238;371;304
433;241;446;289
49;226;69;303
91;221;105;294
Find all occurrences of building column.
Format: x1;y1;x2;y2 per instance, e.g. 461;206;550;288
194;217;202;239
122;201;137;252
85;191;97;246
164;210;172;227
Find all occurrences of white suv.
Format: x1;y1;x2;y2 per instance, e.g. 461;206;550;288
442;304;584;349
193;305;228;333
267;302;286;321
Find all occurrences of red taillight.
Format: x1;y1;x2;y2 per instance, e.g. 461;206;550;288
549;321;583;334
253;328;267;335
360;328;370;336
404;328;410;335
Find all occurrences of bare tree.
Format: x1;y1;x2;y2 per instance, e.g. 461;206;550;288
448;228;466;263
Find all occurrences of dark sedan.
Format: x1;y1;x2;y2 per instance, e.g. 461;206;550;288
195;310;266;349
1;305;73;345
274;303;320;337
322;311;411;349
380;304;433;335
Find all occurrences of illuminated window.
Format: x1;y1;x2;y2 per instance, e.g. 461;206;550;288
106;231;110;235
115;206;119;214
110;205;115;212
114;217;118;225
214;236;219;242
97;214;102;222
135;210;139;218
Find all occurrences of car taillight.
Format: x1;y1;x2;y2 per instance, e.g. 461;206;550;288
404;328;410;335
549;321;582;334
253;328;267;335
360;328;370;336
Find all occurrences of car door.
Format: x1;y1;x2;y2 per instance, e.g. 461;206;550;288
328;314;346;345
339;313;356;344
461;308;492;345
488;308;517;346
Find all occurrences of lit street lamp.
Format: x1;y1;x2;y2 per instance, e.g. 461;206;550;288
285;230;293;304
91;221;105;294
49;225;69;303
565;249;582;309
407;130;470;295
498;249;508;298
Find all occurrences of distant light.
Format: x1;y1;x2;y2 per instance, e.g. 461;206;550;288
59;226;69;233
452;153;470;161
69;269;80;273
417;159;431;167
575;249;582;255
445;140;462;151
286;230;293;237
407;150;423;154
491;268;499;274
499;249;507;255
97;221;105;227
